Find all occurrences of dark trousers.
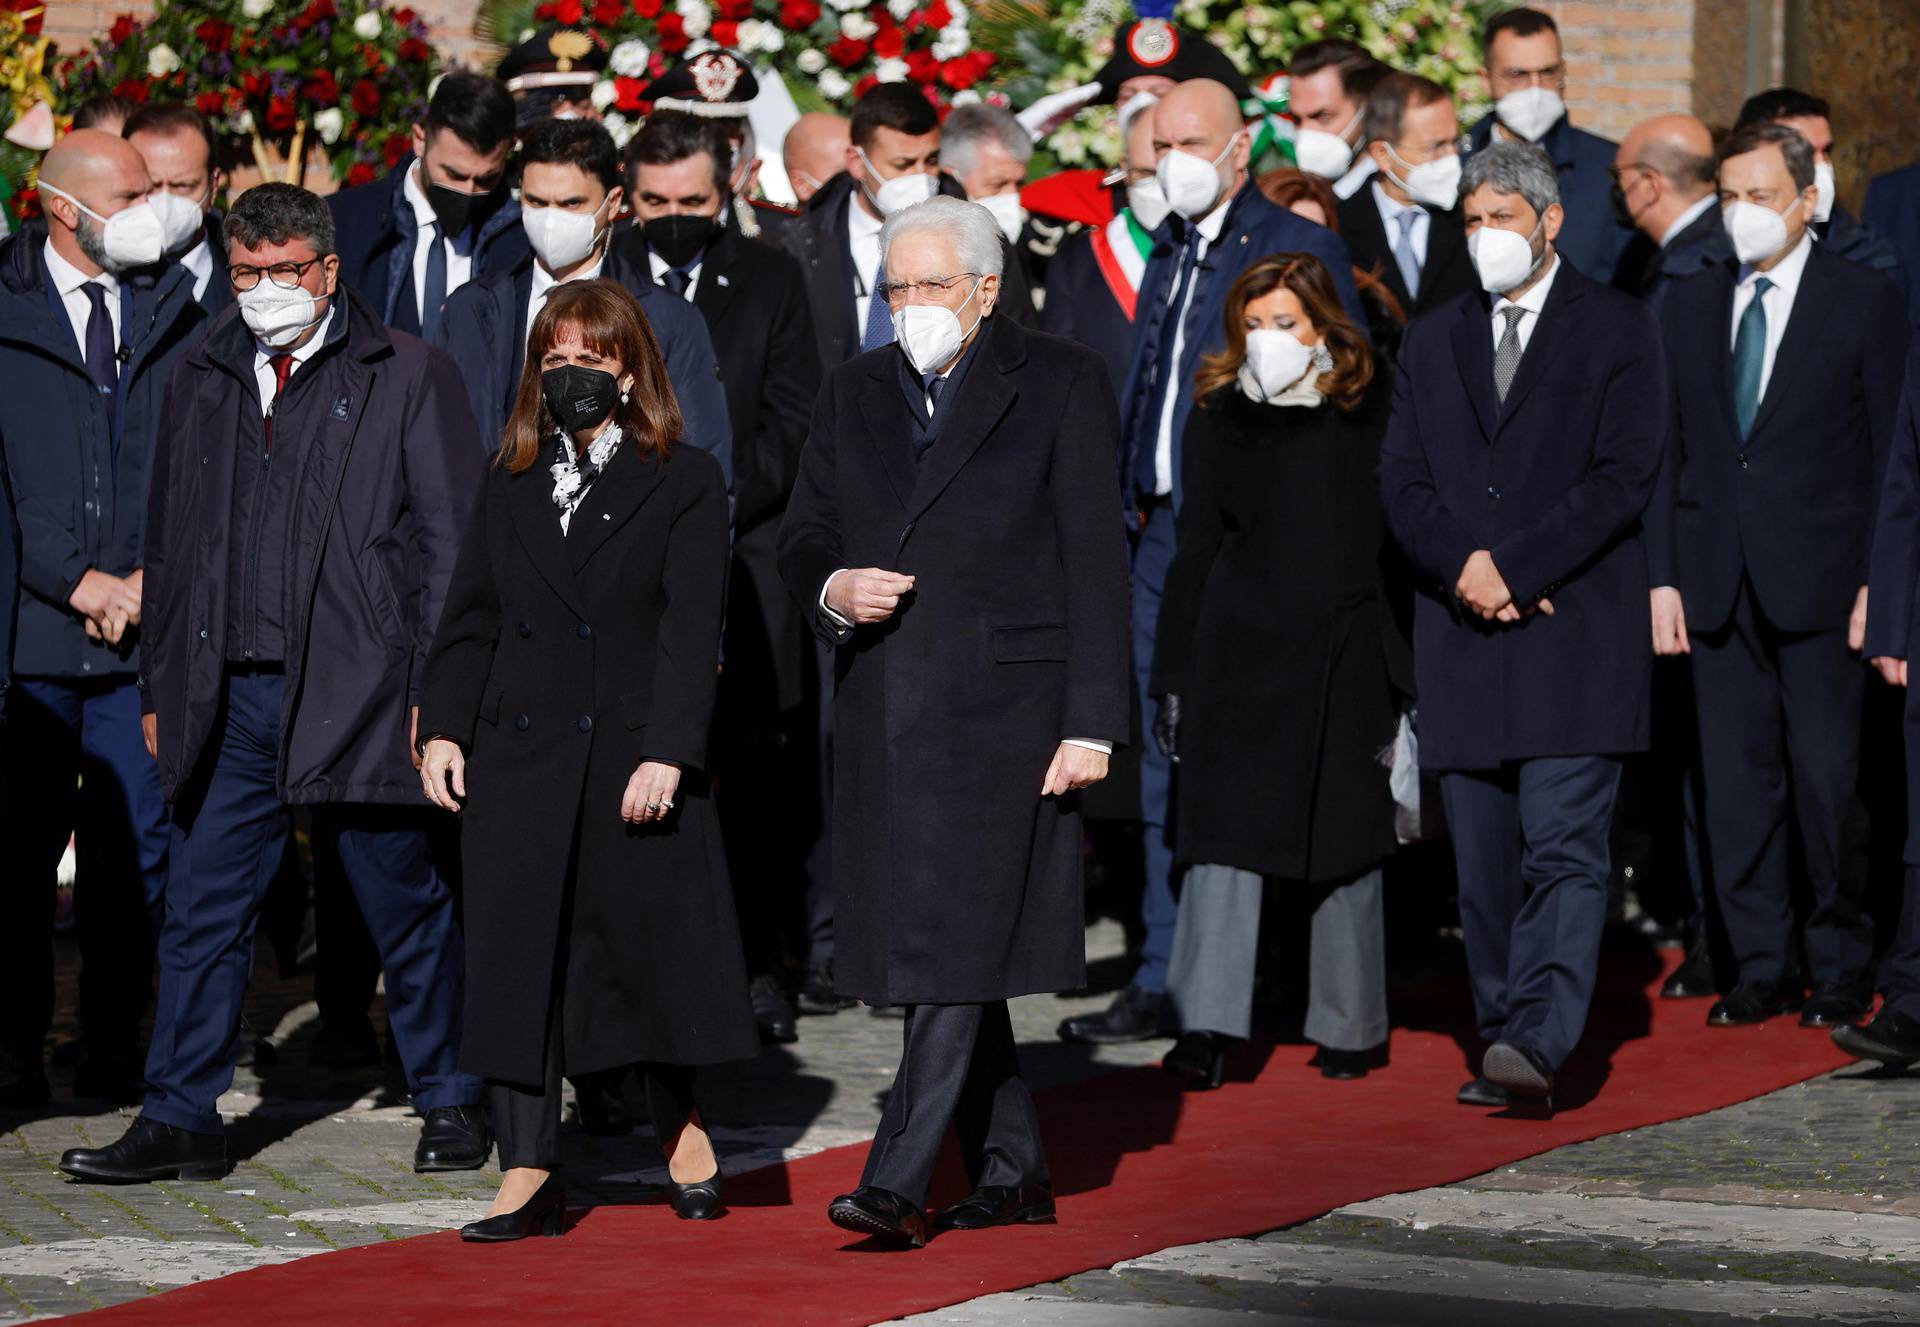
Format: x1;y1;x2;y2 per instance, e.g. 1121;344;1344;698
142;669;482;1134
0;677;167;1074
1689;579;1873;990
861;1001;1047;1208
1882;866;1920;1021
1440;756;1623;1070
1128;502;1182;993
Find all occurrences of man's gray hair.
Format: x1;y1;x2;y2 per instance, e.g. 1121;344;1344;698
1458;140;1559;215
939;104;1033;181
879;195;1005;280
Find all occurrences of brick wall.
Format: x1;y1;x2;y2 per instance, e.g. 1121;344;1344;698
1525;0;1698;143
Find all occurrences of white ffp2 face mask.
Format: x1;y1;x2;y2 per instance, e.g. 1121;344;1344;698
1384;146;1464;211
861;151;938;217
1468;216;1547;294
1127;178;1172;233
41;182;169;272
238;281;328;348
148;190;209;256
1293;124;1357;180
977;192;1025;244
1494;87;1565;143
1239;327;1316;401
522;195;611;273
891;278;983;375
1156;131;1240;221
1812;160;1836;223
1722;196;1800;265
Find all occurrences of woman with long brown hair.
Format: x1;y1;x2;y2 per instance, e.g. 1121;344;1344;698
417;279;757;1241
1149;253;1412;1087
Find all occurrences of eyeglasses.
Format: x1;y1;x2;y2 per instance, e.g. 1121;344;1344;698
1606;162;1654;188
877;272;980;306
229;256;324;292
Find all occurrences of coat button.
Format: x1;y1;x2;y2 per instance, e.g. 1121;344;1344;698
518;621;532;638
578;715;593;733
576;623;592;639
1487;485;1501;500
1737;453;1748;469
198;629;209;640
898;521;915;543
514;713;530;731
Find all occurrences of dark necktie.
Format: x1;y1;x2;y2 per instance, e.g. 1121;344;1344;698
659;267;693;299
81;281;118;398
912;372;945;462
262;353;295;455
1131;228;1204;499
1731;275;1773;437
1493;306;1526;403
860;271;895;352
421;221;448;344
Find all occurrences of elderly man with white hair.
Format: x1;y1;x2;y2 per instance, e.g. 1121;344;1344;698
779;195;1132;1248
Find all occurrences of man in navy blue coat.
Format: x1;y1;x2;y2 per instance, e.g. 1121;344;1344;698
1058;77;1361;1046
1648;122;1908;1032
0;130;207;1108
1863;162;1920;326
325;70;526;339
1465;8;1633;286
1381;142;1665;1109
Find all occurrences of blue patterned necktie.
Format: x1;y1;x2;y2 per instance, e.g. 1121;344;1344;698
860;273;894;352
1393;207;1423;301
1731;275;1773;437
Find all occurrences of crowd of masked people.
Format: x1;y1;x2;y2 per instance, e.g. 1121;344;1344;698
6;0;1920;1248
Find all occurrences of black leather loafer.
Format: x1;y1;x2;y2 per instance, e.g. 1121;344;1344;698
59;1115;227;1183
414;1104;491;1172
933;1185;1056;1231
1799;984;1874;1029
1481;1041;1555;1102
1707;981;1804;1027
828;1185;927;1248
1660;944;1718;999
1058;984;1166;1045
1832;1009;1920;1067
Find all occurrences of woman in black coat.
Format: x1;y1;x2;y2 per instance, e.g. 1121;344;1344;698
418;279;757;1241
1150;254;1411;1086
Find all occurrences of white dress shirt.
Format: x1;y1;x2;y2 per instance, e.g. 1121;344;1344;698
403;163;474;320
1729;230;1812;405
1371;179;1431;269
527;253;605;345
646;247;704;302
1150;194;1233;496
848;191;885;335
179;235;216;303
1659;193;1718;249
43;240;122;360
252;303;336;412
1490;250;1561;356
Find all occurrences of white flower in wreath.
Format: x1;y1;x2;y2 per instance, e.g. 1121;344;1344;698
735;18;782;54
240;0;275;18
590;78;618;110
352;9;383;40
837;11;876;40
875;56;907;82
609;40;650;77
795;47;827;74
886;0;914;17
313;106;345;144
146;43;182;77
828;0;864;10
231;107;255;133
932;28;969;60
817;68;851;101
677;0;710;38
602;111;635;147
949;89;980;107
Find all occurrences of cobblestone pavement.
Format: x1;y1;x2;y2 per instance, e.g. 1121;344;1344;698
6;921;1920;1324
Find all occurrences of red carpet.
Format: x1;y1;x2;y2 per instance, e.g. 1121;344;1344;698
72;953;1856;1326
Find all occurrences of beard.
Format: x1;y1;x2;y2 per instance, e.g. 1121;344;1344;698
73;213;120;275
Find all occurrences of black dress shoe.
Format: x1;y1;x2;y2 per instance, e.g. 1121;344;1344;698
827;1185;927;1248
414;1104;491;1172
1314;1042;1388;1080
797;960;853;1015
934;1184;1056;1231
0;1068;51;1109
461;1173;567;1242
1660;944;1718;999
59;1115;227;1182
1481;1041;1554;1102
1832;1008;1920;1066
1456;1076;1509;1107
1800;984;1874;1029
668;1168;726;1220
1057;983;1166;1045
750;975;799;1045
1161;1031;1230;1089
1707;981;1804;1027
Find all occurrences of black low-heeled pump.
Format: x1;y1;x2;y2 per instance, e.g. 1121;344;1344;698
668;1169;726;1220
460;1173;568;1242
1162;1031;1231;1089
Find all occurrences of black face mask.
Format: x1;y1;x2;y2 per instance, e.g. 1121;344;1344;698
542;365;620;435
426;178;503;237
643;213;721;270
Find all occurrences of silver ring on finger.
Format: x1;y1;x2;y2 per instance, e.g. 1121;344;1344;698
646;802;661;812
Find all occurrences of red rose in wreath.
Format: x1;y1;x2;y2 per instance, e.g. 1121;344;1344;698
717;0;752;18
107;14;135;45
112;79;150;102
399;36;431;63
350;77;381;117
265;95;299;131
592;0;622;25
922;0;951;29
904;49;939;83
631;0;663;16
827;35;868;68
779;0;819;29
711;19;739;47
383;133;410;167
196;91;225;115
614;76;648;112
303;70;340;105
873;26;904;59
347;162;377;188
656;12;688;54
554;0;583;24
195;18;233;51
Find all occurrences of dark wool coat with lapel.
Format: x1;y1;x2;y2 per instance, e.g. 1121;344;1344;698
1379;259;1666;772
777;316;1133;1005
141;290;483;804
418;440;757;1083
1866;340;1920;862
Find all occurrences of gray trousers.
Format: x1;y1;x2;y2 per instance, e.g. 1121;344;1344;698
1166;863;1388;1049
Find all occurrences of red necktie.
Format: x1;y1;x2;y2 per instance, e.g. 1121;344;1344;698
263;353;295;455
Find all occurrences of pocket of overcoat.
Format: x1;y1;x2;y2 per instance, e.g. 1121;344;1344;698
478;683;504;726
991;624;1068;663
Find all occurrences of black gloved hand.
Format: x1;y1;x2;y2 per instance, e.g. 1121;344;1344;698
1153;693;1181;763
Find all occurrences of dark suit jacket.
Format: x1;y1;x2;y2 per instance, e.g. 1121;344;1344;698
1379;258;1665;771
1817;204;1904;290
1613;201;1729;307
1119;180;1363;511
1863;162;1920;325
774;172;1036;369
1335;184;1475;320
1864;339;1920;859
1467;115;1633;285
192;213;232;315
1038;225;1137;404
1649;247;1908;637
775;316;1131;1004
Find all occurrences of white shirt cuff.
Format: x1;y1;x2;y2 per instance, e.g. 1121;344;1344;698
819;569;853;628
1063;739;1113;754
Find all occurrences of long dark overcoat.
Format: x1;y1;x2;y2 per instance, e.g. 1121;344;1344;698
1151;387;1410;884
776;315;1133;1005
417;439;757;1084
1863;339;1920;861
